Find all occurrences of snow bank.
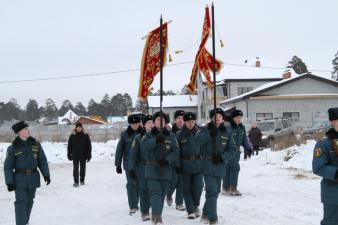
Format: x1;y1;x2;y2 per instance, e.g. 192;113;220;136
0;140;118;166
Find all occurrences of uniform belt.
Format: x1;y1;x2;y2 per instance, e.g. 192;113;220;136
181;155;201;160
15;169;38;175
146;160;159;165
203;156;213;160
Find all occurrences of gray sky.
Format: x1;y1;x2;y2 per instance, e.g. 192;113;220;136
0;0;337;108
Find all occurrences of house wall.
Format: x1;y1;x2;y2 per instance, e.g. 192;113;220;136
230;97;338;128
262;77;338;95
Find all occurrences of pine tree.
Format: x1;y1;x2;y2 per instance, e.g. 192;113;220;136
100;94;111;118
87;99;102;116
332;51;338;81
287;56;308;74
25;99;40;121
0;99;21;122
135;98;148;114
58;100;74;116
73;102;87;116
43;98;58;121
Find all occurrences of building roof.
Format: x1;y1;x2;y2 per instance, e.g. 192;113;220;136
75;116;107;124
148;95;197;108
220;73;338;105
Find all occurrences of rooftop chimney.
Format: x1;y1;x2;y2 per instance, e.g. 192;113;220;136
255;57;260;67
283;71;291;79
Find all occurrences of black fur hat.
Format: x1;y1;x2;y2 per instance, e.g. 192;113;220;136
231;109;243;118
328;107;338;121
12;121;28;134
142;115;153;125
174;110;185;119
153;111;170;124
128;114;141;124
183;112;196;121
209;108;225;119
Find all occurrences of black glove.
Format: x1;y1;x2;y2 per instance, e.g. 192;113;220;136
44;176;51;185
156;134;166;144
87;155;91;162
129;170;136;179
7;183;15;192
210;127;218;138
212;154;223;164
158;159;167;167
175;167;182;174
67;154;72;161
116;166;122;174
335;169;338;180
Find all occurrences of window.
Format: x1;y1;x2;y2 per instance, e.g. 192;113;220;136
222;86;228;97
276;121;283;130
282;120;289;128
256;113;273;121
238;87;253;95
283;112;300;121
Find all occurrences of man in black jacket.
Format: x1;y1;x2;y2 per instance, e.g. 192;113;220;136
67;122;92;187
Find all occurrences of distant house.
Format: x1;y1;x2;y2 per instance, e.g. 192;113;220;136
219;73;338;128
75;116;107;125
106;116;127;123
58;109;78;125
198;59;286;121
148;95;197;122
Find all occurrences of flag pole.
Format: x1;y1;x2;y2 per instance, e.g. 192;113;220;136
159;15;164;132
211;3;217;116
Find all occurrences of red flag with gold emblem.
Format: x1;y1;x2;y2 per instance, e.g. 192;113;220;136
138;23;168;99
186;6;223;94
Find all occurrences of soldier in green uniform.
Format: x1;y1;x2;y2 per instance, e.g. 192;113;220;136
176;112;204;219
115;114;143;214
4;121;50;225
166;110;185;211
128;115;154;221
222;110;252;196
312;107;338;225
140;111;179;225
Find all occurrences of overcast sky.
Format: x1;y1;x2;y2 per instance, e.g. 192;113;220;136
0;0;337;108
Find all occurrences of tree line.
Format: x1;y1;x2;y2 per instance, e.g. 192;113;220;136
0;93;141;123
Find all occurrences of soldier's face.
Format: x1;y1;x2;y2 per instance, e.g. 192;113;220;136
175;116;184;128
185;120;195;130
213;113;224;126
18;128;30;139
130;123;140;131
332;120;338;131
233;116;242;125
154;117;166;129
144;120;154;132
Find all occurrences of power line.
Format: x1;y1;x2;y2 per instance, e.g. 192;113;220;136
0;61;331;84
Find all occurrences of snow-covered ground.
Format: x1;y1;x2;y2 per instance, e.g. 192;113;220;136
0;140;322;225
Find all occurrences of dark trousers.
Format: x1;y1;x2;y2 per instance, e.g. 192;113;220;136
321;204;338;225
253;145;259;155
73;160;86;183
15;188;36;225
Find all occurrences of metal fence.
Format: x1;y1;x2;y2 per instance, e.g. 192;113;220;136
0;123;127;143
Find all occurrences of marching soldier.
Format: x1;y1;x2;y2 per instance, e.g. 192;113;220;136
312;107;338;225
140;111;179;225
115;114;143;214
166;110;185;211
4;121;50;225
176;112;204;219
128;115;154;221
199;108;232;224
222;109;252;196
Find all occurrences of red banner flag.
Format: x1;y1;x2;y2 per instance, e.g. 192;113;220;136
138;23;168;99
186;7;223;94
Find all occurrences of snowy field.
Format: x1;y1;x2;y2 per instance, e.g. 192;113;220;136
0;140;322;225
